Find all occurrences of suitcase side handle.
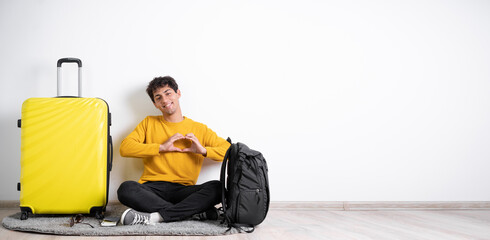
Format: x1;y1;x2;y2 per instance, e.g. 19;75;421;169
57;58;82;97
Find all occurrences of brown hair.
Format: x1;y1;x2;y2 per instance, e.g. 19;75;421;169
146;76;179;103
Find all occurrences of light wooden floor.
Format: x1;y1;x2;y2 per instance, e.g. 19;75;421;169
2;207;490;240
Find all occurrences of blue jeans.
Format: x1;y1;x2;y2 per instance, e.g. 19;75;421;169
117;180;221;222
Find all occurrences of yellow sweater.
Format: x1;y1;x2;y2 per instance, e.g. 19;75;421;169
120;116;230;185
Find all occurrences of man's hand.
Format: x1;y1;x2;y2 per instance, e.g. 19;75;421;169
159;133;207;156
159;133;185;153
182;133;207;156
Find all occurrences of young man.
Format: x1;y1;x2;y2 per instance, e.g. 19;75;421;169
117;76;230;225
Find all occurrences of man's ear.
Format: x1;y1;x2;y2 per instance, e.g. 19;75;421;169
177;89;181;98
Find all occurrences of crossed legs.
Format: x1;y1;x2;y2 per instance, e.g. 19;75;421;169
117;180;221;222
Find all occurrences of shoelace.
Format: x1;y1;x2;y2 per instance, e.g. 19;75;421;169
131;212;150;225
195;212;207;220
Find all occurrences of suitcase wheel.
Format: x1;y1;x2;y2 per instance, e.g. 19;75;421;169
95;211;104;220
20;212;28;220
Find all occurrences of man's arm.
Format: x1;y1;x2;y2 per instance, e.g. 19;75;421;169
120;117;160;158
201;128;231;162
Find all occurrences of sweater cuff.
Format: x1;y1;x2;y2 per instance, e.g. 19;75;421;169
150;143;161;155
205;147;223;161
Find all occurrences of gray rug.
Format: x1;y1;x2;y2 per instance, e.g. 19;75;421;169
2;204;239;236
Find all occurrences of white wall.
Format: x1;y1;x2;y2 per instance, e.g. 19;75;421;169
1;0;490;202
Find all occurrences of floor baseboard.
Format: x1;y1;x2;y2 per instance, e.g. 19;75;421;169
0;201;19;209
271;201;490;210
3;200;490;210
343;201;490;210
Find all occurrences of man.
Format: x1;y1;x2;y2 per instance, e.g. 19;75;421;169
117;76;230;225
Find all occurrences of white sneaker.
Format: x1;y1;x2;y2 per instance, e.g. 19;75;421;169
120;208;152;225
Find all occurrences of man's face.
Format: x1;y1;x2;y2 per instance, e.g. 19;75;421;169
153;86;181;116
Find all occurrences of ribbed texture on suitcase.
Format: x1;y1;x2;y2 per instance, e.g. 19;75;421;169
20;98;108;214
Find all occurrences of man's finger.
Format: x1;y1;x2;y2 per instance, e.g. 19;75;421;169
170;146;183;152
171;133;185;141
185;134;198;142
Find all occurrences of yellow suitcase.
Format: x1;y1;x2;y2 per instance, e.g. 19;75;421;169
18;58;112;220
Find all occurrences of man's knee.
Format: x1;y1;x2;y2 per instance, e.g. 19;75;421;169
117;181;140;202
205;180;222;203
210;180;221;189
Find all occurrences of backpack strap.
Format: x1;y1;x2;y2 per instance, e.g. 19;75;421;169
220;138;233;224
229;223;255;233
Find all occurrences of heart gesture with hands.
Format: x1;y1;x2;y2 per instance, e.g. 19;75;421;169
159;133;207;156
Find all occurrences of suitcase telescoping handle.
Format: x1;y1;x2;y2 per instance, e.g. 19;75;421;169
57;58;82;97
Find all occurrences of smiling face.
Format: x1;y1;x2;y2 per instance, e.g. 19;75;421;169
153;85;182;116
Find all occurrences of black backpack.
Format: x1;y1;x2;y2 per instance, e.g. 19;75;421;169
220;138;270;232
